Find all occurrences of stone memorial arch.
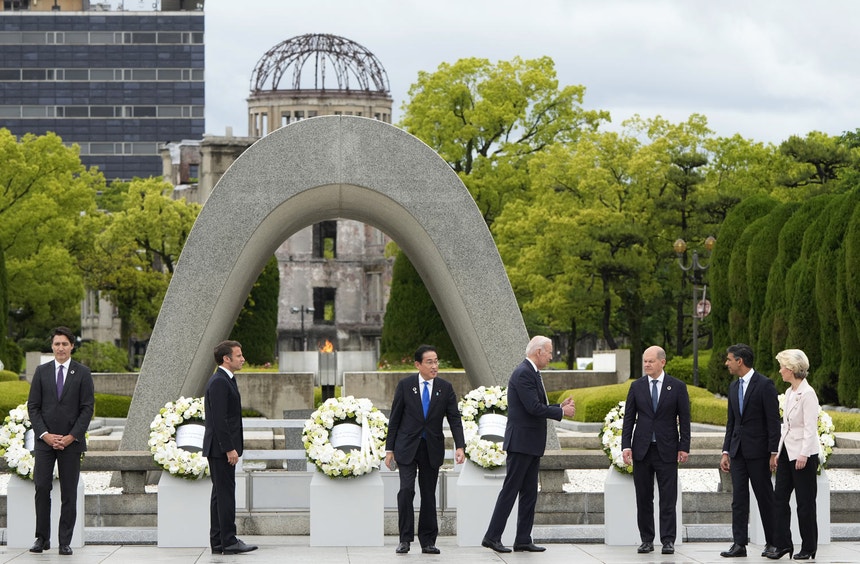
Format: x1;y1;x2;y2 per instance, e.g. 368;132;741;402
120;116;530;452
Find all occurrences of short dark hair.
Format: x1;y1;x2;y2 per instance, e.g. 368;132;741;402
414;344;437;363
727;343;754;368
214;340;242;365
51;326;76;347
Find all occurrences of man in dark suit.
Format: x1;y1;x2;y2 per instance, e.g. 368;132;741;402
621;345;691;555
385;344;466;554
719;343;780;558
481;335;575;554
27;326;94;556
203;340;257;555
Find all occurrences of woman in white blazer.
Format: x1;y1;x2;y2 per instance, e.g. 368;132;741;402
766;349;819;561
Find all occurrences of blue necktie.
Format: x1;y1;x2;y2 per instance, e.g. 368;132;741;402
738;378;745;415
57;365;65;398
422;381;430;419
651;379;659;412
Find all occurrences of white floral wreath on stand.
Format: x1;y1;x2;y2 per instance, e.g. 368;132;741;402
458;385;508;470
777;393;836;474
148;396;209;479
0;404;36;479
302;396;388;478
601;401;633;474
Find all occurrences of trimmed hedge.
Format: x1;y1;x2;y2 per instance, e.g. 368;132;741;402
0;381;31;414
0;369;20;382
826;411;860;432
93;393;132;418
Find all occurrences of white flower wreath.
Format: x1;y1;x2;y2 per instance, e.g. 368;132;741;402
148;396;209;480
458;385;508;470
302;396;388;478
777;392;836;474
601;400;633;474
0;404;36;479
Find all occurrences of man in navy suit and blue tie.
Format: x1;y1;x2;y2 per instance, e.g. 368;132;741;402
621;345;691;555
385;345;466;555
481;335;575;553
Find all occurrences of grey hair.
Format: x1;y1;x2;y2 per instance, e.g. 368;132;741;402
775;349;810;379
526;335;551;357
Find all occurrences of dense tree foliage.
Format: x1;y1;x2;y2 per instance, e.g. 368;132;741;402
230;256;279;365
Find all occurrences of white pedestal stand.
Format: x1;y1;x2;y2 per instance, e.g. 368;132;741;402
455;460;517;546
157;472;211;547
750;470;830;545
6;475;85;548
603;466;682;545
309;470;384;546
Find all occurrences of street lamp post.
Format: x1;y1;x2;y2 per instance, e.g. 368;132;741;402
674;236;716;387
290;305;315;351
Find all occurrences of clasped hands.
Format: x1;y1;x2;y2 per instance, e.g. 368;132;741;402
561;397;576;418
42;433;74;450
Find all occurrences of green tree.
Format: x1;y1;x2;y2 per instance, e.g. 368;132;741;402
778;131;855;190
75;341;129;372
230;256;279;365
0;243;7;368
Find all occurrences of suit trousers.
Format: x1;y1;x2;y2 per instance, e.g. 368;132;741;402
33;447;81;545
633;443;678;543
396;439;440;546
484;451;540;545
207;455;238;548
773;450;818;552
730;453;775;545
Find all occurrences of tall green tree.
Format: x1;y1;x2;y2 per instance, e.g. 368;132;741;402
230;256;279;365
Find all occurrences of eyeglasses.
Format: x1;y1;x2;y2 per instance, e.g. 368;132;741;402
423;359;440;365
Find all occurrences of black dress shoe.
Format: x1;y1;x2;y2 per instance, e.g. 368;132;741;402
793;550;816;560
29;538;50;553
766;547;794;559
58;545;73;555
422;545;441;554
514;543;546;552
720;543;747;557
763;544;777;557
662;541;675;554
395;541;410;554
223;539;258;554
481;537;512;553
211;545;223;554
638;541;654;553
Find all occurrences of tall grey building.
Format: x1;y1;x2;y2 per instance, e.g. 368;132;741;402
0;0;204;181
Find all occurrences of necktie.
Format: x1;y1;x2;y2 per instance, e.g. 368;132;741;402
422;381;430;419
57;365;65;398
738;378;745;415
537;371;548;403
651;379;659;413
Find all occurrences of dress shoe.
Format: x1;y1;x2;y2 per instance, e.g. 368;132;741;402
421;545;441;554
763;544;777;557
211;545;223;554
637;541;654;553
29;538;50;553
58;545;73;556
514;543;546;552
481;537;512;553
793;550;816;560
223;539;258;554
720;543;747;557
662;541;675;554
395;541;410;554
766;546;794;559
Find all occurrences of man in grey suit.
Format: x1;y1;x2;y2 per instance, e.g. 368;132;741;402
27;326;94;556
482;336;575;553
385;344;466;554
203;340;257;555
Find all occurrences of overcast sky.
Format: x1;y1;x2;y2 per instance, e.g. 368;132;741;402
204;0;860;145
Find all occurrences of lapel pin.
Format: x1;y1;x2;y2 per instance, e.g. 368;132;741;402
412;387;417;394
667;385;672;391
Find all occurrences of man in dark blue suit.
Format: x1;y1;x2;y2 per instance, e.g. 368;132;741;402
719;343;780;558
385;344;465;554
27;327;94;556
621;345;691;555
481;336;575;554
203;340;257;555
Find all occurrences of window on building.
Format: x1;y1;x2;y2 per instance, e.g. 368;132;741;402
312;221;337;259
313;288;336;324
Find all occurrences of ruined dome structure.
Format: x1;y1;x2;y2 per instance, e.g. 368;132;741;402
247;34;393;137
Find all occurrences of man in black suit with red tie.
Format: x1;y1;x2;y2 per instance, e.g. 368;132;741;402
482;336;575;554
27;326;94;556
621;346;691;555
385;344;466;555
719;343;780;558
203;340;257;555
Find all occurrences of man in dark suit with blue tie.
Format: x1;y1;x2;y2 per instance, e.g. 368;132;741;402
27;326;94;556
621;345;691;555
203;340;257;555
385;345;465;555
482;336;575;554
719;343;780;558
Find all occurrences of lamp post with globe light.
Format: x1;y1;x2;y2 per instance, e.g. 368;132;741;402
674;236;716;387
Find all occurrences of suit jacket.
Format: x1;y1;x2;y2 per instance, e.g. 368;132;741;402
27;359;94;453
621;374;691;463
386;374;465;468
503;359;563;457
203;368;244;457
777;379;820;461
722;370;780;458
